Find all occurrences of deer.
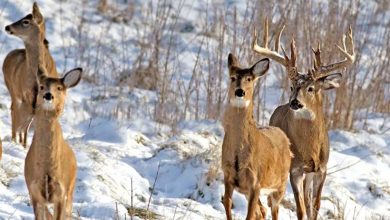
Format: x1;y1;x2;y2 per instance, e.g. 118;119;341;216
222;53;292;220
3;2;58;147
24;66;82;220
252;19;355;220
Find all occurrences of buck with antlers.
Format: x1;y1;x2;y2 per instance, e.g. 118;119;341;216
253;19;355;220
3;2;58;147
25;66;82;219
222;54;292;220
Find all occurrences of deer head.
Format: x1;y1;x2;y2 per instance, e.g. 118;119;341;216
5;2;45;42
36;67;82;117
227;53;270;108
253;18;355;119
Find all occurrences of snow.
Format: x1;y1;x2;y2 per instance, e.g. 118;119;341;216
0;0;389;219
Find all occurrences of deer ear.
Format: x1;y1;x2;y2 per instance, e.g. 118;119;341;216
32;2;44;24
36;66;47;83
251;58;270;78
317;73;342;90
228;53;238;69
63;68;82;88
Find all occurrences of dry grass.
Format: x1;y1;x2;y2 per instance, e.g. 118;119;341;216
61;0;390;132
127;207;160;220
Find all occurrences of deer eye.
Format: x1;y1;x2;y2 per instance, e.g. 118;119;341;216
290;86;293;92
22;20;30;26
308;87;314;92
40;85;44;90
230;77;236;82
57;86;63;91
247;76;252;82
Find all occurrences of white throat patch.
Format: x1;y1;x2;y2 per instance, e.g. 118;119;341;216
42;100;55;110
293;108;315;120
230;97;250;108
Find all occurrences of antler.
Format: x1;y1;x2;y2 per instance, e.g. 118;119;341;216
252;18;298;80
311;27;355;79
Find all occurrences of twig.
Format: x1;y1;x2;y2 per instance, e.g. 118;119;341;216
130;178;134;220
146;162;161;218
328;159;363;175
115;202;119;220
328;145;388;175
172;204;178;220
328;156;367;175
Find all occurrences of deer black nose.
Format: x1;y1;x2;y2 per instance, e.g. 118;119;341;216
5;25;10;32
235;89;245;97
290;99;303;110
43;92;54;101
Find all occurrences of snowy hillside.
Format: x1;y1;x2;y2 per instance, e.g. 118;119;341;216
0;0;389;220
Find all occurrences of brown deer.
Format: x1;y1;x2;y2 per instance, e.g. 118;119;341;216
25;67;81;220
222;54;292;220
253;19;355;220
3;2;58;147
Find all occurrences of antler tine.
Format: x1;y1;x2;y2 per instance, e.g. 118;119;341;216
313;27;355;79
312;42;321;70
290;38;297;67
252;17;287;66
274;25;285;52
281;41;298;80
264;17;269;49
348;26;355;55
336;26;355;62
252;18;299;80
287;38;299;80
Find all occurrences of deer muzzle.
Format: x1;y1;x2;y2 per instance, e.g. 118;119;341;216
5;25;13;34
43;92;54;101
290;99;304;110
235;89;245;97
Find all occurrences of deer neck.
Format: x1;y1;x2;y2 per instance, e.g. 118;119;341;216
310;94;326;124
24;35;47;73
224;102;255;135
31;112;64;162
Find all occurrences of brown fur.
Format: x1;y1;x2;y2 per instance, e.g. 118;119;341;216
222;54;291;220
2;2;58;147
270;82;330;220
253;20;354;220
25;67;82;220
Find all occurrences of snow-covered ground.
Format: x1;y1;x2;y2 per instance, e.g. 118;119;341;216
0;0;389;219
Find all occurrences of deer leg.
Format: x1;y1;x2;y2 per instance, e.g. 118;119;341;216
65;188;75;219
267;188;286;220
290;168;306;220
257;199;266;218
31;195;50;220
304;173;314;219
22;129;28;147
22;117;33;148
54;200;66;220
246;195;265;219
11;102;16;142
29;181;49;220
19;132;23;144
223;180;234;220
31;198;41;219
44;206;53;220
246;188;262;220
15;103;24;145
312;170;326;220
